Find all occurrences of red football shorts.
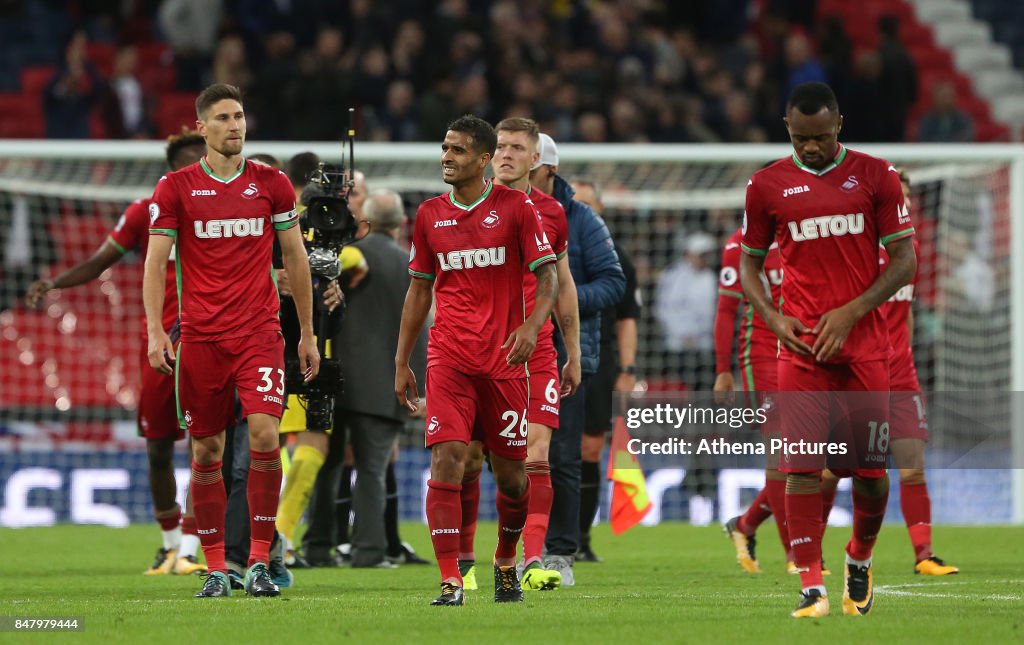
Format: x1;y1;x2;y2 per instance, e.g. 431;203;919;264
138;343;184;441
889;349;929;441
776;357;888;477
424;364;529;461
528;342;560;430
176;331;285;439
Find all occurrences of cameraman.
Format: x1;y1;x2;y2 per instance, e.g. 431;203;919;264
274;152;364;564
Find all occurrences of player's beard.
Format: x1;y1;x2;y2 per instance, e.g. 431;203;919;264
442;163;461;186
214;136;244;158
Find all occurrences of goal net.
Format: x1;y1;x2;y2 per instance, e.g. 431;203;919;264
0;141;1020;528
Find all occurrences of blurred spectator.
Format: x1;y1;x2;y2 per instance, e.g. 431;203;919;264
101;45;154;139
768;0;817;31
5;0;952;144
576;111;608;143
158;0;223;90
782;30;827;102
917;81;974;143
391;20;428;89
655;232;717;391
816;15;853;103
842;50;887;142
208;34;251;90
945;230;995;312
877;15;917;142
608;96;648;142
284;26;353;140
44;30;104;139
372;80;419;142
353;46;391;108
246;31;298;140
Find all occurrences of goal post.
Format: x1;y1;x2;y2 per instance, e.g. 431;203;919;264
0;140;1021;526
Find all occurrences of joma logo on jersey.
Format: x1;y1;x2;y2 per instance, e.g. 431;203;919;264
194;218;265;239
783;185;811;197
788;213;864;242
434;219;457;228
191;189;217;196
437;247;506;270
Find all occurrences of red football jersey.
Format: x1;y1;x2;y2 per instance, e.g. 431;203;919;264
880;238;921;390
409;181;557;379
108;198;178;336
523;186;569;352
719;227;783;365
149;157;297;341
742;146;914;363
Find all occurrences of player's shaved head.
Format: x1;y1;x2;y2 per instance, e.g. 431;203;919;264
784;82;843;171
786;81;839;116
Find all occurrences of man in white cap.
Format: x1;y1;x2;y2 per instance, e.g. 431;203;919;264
655;231;718;392
529;132;625;586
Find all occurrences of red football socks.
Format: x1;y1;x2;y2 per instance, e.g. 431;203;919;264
155;504;182;531
847;487;888;561
787;489;824;589
738;486;772;535
765;477;790;553
495;480;530;562
458;470;481;561
820;479;837;539
248;448;282;566
901;481;933;562
190;461;227;573
523;462;552;566
427;479;463;583
180;514;198;536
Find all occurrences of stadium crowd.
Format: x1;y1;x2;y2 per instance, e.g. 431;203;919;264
0;0;980;143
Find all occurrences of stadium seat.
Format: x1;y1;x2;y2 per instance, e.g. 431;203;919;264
0;92;43;138
155;92;199;138
19;65;54;96
84;42;115;77
975;121;1010;141
138;64;176;95
135;43;171;69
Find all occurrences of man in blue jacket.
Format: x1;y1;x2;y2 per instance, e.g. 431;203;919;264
529;133;625;586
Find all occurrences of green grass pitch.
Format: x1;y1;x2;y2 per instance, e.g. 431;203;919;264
2;522;1022;643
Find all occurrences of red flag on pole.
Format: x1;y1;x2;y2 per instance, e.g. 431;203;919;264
606;415;652;535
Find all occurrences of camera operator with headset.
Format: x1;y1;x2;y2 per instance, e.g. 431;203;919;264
273;151;367;565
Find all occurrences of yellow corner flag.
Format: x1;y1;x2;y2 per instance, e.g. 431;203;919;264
606;415;652;535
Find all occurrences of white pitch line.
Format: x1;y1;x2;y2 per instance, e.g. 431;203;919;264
874;584;1021;602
